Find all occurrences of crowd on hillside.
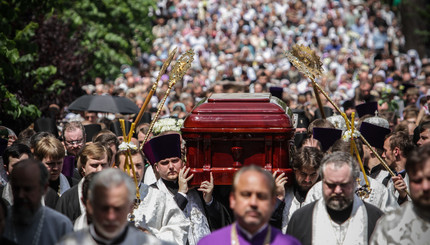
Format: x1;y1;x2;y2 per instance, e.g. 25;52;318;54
72;0;429;127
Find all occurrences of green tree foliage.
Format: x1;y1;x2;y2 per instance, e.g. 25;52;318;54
0;0;58;131
61;0;156;79
0;0;156;133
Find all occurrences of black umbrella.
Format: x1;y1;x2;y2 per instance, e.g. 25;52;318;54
68;95;139;114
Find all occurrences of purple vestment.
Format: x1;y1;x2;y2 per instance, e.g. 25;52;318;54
62;155;75;178
198;224;301;245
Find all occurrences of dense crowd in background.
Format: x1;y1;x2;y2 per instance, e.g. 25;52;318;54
61;0;428;130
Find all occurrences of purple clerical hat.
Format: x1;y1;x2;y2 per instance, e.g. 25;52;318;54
355;101;378;118
313;127;342;151
143;133;181;165
359;122;391;150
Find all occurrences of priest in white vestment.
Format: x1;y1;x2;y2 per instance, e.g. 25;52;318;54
287;152;383;244
143;133;231;245
116;147;189;244
57;168;170;245
370;145;430;244
270;147;324;233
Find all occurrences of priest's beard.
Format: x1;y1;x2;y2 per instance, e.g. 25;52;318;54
12;204;38;225
93;219;125;240
412;198;430;219
325;194;354;211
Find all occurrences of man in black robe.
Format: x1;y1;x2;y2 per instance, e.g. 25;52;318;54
1;143;32;205
61;121;86;183
2;142;63;208
270;146;323;233
3;159;73;244
55;142;111;223
287;152;383;244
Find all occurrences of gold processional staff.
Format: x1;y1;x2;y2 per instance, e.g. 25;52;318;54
140;49;195;149
117;49;195;215
285;44;410;198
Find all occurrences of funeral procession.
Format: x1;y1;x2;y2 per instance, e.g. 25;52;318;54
1;0;430;244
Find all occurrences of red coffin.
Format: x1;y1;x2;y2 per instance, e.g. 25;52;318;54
181;93;295;186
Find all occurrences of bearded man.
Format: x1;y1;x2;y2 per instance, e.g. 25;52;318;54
271;147;323;233
3;159;73;244
287;152;383;244
57;168;168;245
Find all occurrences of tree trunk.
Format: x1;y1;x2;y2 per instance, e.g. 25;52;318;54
400;0;430;58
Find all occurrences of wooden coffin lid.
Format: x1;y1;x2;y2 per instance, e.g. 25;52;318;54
182;93;294;133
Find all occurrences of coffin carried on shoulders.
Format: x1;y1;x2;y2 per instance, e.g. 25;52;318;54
182;93;295;186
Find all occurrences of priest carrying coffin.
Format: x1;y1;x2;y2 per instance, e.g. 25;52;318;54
143;133;231;245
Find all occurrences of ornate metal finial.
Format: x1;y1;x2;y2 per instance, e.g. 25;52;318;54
355;178;372;199
285;44;324;79
168;49;195;89
152;47;178;90
286;44;326;118
141;49;195;149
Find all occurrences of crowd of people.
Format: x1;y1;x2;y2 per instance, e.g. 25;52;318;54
1;117;429;244
1;0;430;244
65;0;428;127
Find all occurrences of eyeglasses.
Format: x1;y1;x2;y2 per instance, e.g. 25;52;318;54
65;138;84;146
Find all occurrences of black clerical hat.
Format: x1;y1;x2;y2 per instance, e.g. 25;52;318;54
143;133;181;165
294;132;308;149
110;120;132;137
84;124;102;142
270;87;283;100
342;100;355;111
355;101;377;118
360;122;391;150
34;117;59;138
313;127;342;151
